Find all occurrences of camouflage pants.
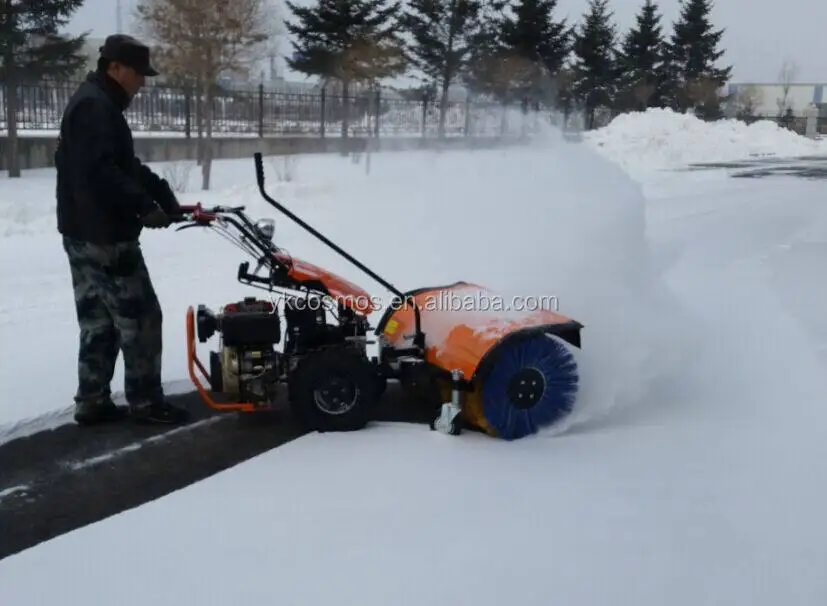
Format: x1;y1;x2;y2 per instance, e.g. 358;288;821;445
63;236;164;409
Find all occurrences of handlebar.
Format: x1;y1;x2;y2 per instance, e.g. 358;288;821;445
169;201;280;262
170;203;246;224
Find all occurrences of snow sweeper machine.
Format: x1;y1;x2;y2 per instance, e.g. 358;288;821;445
172;153;583;440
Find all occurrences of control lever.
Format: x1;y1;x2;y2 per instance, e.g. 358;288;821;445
237;261;270;286
237;262;250;281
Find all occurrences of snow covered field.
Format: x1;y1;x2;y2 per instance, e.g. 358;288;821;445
1;109;827;603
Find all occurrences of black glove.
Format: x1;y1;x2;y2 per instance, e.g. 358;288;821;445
141;205;171;228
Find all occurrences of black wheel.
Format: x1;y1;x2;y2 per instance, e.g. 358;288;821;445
288;346;381;432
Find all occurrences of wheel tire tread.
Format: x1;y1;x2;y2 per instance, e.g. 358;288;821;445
288;345;380;432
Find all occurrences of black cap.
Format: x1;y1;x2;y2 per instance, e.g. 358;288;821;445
99;34;159;77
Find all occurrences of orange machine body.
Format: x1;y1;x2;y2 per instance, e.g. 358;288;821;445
375;282;582;381
272;251;377;314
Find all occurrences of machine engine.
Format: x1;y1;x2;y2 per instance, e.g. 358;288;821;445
195;294;371;407
196;297;282;406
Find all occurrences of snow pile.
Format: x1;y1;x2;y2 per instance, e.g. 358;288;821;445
585;107;827;174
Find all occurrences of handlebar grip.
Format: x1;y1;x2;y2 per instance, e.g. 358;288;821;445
254;152;265;188
168;203;217;225
169;206;197;222
238;262;249;281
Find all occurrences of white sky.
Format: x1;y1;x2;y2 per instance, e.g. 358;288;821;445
65;0;826;84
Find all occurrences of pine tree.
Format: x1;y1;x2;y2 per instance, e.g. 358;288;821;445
616;0;667;111
569;0;618;128
398;0;483;137
665;0;731;117
498;0;571;109
284;0;407;138
461;0;508;100
0;0;89;177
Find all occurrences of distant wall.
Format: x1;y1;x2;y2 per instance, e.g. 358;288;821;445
725;82;827;117
0;134;522;172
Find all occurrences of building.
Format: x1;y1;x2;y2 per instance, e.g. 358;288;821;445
725;82;827;117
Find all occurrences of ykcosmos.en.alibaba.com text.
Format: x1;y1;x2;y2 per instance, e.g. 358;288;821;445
261;291;560;313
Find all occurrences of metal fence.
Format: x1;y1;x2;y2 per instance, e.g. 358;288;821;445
0;80;520;138
755;115;827;137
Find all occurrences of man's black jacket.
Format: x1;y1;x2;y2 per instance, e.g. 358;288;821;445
55;70;179;244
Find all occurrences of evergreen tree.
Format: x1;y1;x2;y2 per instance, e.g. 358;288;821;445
398;0;483;137
569;0;618;128
665;0;731;117
461;0;508;100
616;0;667;111
498;0;571;109
284;0;406;138
0;0;89;177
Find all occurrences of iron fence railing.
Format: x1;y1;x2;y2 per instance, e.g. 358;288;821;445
754;115;827;137
0;81;523;138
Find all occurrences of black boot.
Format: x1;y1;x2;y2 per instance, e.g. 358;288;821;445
74;399;129;426
129;399;191;425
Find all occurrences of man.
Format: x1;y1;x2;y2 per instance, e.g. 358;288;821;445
55;34;189;426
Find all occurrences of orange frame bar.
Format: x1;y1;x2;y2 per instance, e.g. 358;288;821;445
185;306;260;412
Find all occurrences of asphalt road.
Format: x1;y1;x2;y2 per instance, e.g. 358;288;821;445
0;382;435;562
684;155;827;179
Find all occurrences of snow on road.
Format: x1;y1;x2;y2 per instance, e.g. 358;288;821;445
1;109;827;604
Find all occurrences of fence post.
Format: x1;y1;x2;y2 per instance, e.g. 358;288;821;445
320;88;326;138
373;88;381;137
184;85;192;138
805;103;819;139
520;96;529;138
421;96;427;137
258;84;264;138
464;93;471;136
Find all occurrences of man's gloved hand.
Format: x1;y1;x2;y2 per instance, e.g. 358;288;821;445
141;205;171;228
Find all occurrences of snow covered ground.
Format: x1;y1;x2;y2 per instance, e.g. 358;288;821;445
1;109;827;603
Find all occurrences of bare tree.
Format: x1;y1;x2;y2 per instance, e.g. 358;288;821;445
777;58;798;115
134;0;276;189
734;84;762;120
